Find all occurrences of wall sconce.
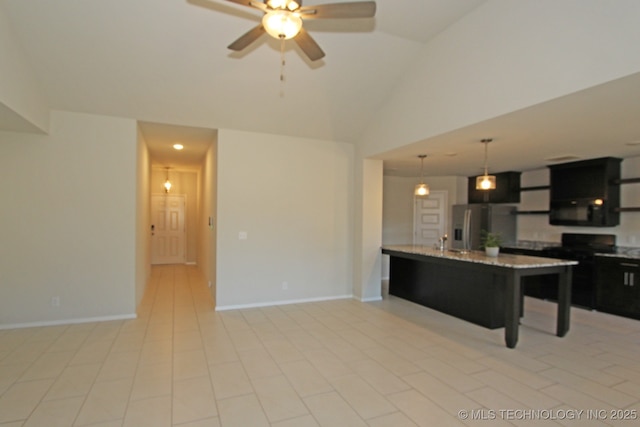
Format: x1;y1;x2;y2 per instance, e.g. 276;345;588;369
476;138;496;190
414;154;430;198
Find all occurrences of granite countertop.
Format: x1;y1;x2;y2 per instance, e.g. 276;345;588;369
382;245;578;269
502;240;560;251
596;247;640;260
505;240;640;260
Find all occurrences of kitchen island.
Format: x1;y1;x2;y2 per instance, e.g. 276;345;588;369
382;245;578;348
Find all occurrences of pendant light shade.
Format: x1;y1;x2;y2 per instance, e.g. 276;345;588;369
164;167;172;193
476;138;496;190
415;183;429;197
414;154;430;198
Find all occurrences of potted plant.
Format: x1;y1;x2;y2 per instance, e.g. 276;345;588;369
481;230;502;257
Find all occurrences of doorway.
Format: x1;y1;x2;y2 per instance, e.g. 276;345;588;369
413;190;448;247
151;194;186;264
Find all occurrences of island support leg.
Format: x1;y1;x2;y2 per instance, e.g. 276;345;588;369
556;266;572;337
504;272;521;349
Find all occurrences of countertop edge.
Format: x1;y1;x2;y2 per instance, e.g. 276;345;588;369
382;245;578;269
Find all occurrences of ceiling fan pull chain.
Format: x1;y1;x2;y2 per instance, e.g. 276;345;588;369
280;36;286;83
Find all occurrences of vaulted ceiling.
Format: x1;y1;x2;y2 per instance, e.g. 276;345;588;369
4;0;640;176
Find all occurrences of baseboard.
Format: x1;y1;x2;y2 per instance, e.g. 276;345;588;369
0;313;137;330
215;294;354;311
360;296;383;302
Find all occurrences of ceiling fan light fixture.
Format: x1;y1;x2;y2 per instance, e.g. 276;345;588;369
267;0;300;11
262;10;302;40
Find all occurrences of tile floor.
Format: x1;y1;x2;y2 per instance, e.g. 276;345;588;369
1;264;639;426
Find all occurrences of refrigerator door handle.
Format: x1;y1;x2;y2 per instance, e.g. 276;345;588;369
464;208;471;251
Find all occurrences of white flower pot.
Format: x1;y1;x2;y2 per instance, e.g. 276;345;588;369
485;247;499;257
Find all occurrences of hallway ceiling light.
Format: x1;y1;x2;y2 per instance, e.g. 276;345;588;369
173;143;184;150
164;167;172;193
476;138;496;191
414;154;430;198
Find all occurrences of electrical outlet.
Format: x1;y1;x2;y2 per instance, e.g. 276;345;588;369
282;282;288;290
239;231;248;240
51;296;60;307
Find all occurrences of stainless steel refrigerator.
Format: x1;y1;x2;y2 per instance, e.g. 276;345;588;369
451;204;517;251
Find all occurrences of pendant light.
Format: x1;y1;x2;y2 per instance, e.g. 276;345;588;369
414;154;430;198
476;138;496;190
164;167;172;193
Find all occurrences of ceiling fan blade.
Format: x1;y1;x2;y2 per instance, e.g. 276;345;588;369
294;27;325;61
227;25;266;51
298;1;376;19
249;1;268;12
224;0;262;8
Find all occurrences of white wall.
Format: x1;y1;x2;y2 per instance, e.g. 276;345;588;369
0;111;139;327
382;176;416;247
198;140;218;302
353;159;384;301
135;127;151;308
0;4;49;133
215;129;354;309
360;0;640;157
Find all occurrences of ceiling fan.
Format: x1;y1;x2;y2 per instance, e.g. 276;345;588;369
222;0;377;61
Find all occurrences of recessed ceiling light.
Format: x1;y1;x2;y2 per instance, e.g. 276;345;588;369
173;143;184;150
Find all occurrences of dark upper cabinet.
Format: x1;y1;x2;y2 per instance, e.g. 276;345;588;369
468;171;521;204
548;157;621;227
549;157;621;201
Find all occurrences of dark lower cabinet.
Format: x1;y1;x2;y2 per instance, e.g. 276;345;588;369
388;256;506;329
595;256;640;320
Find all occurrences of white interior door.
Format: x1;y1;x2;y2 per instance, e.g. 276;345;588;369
414;190;448;247
151;194;186;265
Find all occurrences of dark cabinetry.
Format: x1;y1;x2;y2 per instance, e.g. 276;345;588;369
468;171;521;204
549;157;621;226
387;255;505;329
596;256;640;320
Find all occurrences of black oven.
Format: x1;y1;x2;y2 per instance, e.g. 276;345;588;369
541;233;616;309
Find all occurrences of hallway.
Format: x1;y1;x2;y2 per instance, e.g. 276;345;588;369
1;264;640;426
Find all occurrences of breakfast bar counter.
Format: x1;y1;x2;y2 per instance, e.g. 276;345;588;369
381;245;578;348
